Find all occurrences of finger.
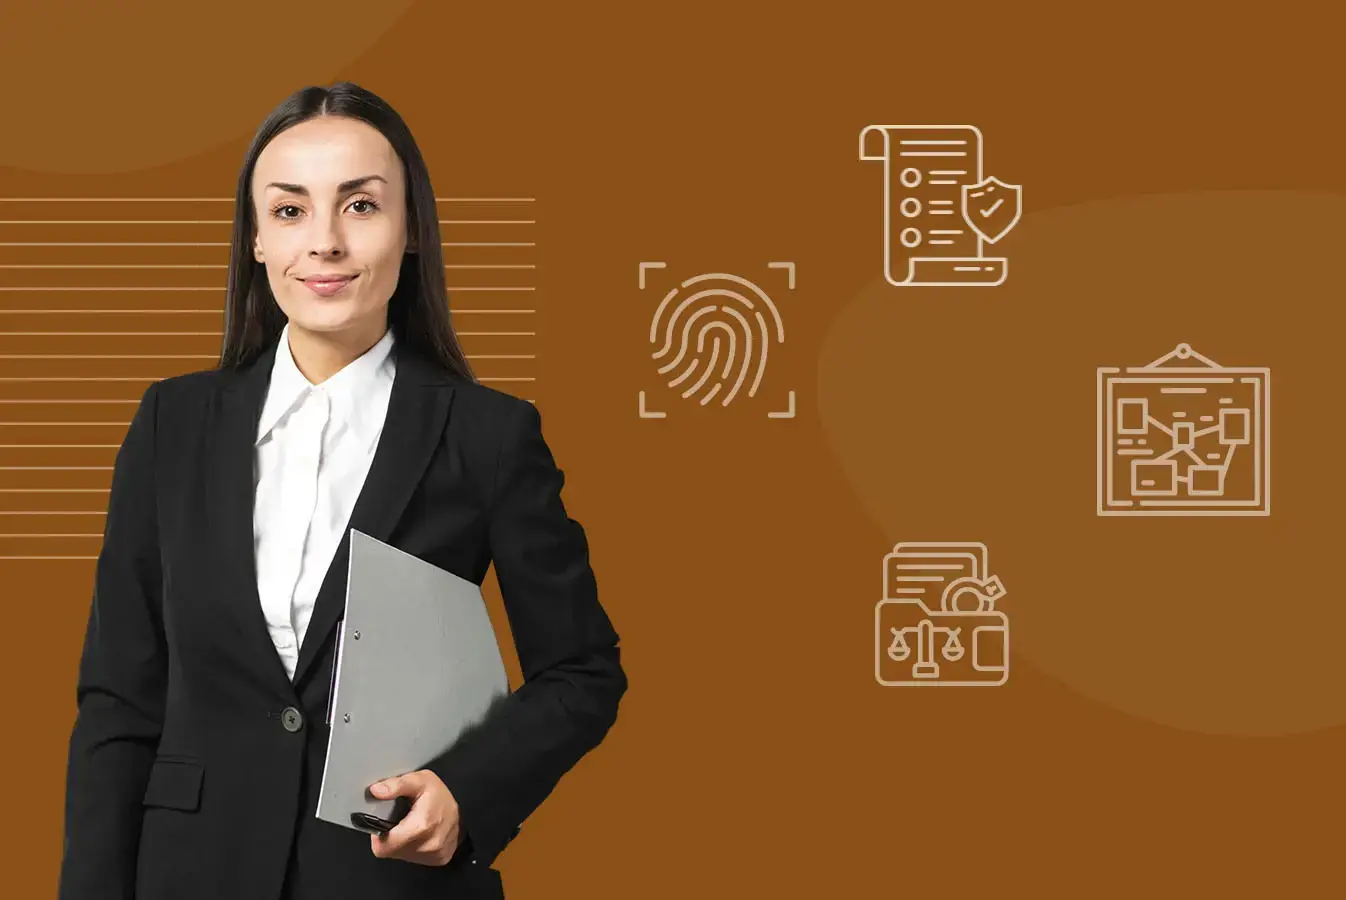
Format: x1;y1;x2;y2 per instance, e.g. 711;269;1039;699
373;810;429;856
373;827;418;858
371;771;422;799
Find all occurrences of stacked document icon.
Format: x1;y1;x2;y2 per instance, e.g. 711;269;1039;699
316;530;511;833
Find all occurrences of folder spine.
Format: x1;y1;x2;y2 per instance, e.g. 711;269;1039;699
327;616;344;726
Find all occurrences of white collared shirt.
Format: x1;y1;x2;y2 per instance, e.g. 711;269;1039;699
253;322;396;680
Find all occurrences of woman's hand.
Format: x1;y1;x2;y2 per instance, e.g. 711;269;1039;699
368;770;463;866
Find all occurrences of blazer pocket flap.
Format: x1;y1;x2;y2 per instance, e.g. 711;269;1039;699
142;758;204;812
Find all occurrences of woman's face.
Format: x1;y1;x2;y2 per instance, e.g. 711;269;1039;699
250;115;414;346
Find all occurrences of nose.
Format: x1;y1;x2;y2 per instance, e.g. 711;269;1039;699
307;210;346;259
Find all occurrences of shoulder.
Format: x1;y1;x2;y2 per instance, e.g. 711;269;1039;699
448;379;541;439
150;369;220;402
122;369;232;446
140;369;223;420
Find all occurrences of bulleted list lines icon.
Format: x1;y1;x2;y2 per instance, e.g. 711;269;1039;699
637;262;796;420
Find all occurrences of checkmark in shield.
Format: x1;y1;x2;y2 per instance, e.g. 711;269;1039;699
961;176;1022;244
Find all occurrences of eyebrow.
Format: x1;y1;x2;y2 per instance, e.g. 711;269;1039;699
264;174;388;196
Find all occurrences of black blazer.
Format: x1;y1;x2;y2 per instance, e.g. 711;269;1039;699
58;334;627;900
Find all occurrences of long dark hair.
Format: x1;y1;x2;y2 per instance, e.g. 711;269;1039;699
217;82;475;381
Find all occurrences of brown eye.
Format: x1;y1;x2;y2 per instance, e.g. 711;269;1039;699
349;199;379;214
272;204;301;220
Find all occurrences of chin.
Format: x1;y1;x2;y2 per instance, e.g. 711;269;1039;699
286;316;347;334
285;301;384;337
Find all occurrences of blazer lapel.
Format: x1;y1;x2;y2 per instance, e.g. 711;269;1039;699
291;343;457;686
213;337;298;696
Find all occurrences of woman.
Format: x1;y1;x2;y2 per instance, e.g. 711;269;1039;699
58;83;627;900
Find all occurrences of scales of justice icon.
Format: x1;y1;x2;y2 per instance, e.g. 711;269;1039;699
888;617;967;678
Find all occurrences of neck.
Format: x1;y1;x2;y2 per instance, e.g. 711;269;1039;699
286;320;386;384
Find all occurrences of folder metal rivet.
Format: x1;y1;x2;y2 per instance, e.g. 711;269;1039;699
343;713;351;723
353;631;361;640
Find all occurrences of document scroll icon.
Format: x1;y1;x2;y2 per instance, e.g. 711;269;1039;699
859;125;1021;287
1097;343;1271;516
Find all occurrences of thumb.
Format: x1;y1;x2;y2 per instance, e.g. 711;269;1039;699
370;775;411;798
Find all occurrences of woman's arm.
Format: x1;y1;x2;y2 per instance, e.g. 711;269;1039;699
59;382;168;900
426;398;628;869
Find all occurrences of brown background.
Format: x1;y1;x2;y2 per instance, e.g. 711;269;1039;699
3;2;1344;896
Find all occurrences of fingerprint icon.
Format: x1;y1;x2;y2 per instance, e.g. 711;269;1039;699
647;272;785;407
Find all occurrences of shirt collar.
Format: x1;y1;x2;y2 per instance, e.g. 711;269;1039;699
255;322;396;451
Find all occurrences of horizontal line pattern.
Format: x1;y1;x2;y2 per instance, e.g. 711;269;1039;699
0;195;539;558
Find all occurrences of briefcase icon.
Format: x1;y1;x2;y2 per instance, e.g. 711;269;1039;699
874;542;1010;687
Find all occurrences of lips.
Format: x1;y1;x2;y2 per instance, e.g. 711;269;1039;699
301;273;358;297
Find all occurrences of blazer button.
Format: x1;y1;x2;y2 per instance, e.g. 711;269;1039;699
281;706;304;733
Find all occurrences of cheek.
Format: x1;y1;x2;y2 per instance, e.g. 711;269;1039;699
357;221;406;259
257;227;301;271
352;231;408;277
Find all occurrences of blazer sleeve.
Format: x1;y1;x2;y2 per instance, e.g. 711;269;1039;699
426;398;628;869
59;382;168;900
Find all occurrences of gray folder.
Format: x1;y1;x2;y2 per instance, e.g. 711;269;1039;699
315;529;511;832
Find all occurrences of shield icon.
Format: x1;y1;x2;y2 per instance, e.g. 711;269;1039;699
961;176;1022;244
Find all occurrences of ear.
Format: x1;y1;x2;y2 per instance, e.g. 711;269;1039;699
253;234;264;263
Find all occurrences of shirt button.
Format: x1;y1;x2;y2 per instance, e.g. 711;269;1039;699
281;707;304;733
